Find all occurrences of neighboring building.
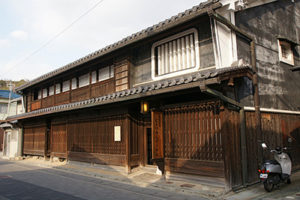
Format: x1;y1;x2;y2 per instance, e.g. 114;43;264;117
8;0;300;190
0;90;23;158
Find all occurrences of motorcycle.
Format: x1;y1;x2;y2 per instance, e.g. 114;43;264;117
258;143;292;192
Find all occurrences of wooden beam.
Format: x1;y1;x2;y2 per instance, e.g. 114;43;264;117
200;86;242;108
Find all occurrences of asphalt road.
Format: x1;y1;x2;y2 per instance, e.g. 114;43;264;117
0;159;205;200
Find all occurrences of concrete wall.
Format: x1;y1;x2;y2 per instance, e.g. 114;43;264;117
235;0;300;111
0;98;8;120
3;128;21;158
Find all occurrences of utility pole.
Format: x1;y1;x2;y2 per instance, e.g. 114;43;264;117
7;82;15;117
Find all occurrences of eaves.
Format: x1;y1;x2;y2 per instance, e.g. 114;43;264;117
8;65;253;121
16;0;221;92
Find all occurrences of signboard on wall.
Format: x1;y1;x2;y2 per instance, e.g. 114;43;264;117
114;126;121;141
151;111;164;159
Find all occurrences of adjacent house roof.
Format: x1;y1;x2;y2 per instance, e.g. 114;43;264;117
0;90;21;99
8;65;253;121
16;0;221;92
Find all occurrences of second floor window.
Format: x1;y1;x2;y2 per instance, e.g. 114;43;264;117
79;73;89;88
72;78;77;90
91;71;97;84
49;86;54;96
151;28;200;80
42;88;48;98
62;80;70;92
56;83;61;94
99;66;114;81
278;39;294;66
0;103;8;114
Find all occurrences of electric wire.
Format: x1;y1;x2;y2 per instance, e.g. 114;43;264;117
1;0;105;79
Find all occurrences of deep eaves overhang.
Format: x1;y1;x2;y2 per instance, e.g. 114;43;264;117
8;66;253;121
16;0;222;92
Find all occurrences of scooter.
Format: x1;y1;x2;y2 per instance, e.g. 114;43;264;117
258;143;292;192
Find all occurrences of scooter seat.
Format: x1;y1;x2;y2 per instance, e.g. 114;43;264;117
265;160;279;165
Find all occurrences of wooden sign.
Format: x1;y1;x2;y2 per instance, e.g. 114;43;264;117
151;111;164;159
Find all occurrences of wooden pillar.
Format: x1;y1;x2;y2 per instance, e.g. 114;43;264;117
240;108;248;186
221;107;232;191
125;116;131;173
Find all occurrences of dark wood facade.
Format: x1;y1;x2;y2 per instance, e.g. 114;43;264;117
14;0;300;191
245;111;300;184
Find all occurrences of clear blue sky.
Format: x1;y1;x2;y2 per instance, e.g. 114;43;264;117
0;0;204;81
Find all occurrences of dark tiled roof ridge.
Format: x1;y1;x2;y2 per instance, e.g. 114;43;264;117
9;65;252;120
16;0;220;91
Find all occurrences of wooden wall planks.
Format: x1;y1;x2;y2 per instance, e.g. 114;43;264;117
23;125;46;156
245;111;300;184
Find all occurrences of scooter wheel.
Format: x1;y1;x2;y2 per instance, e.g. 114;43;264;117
264;179;274;192
287;178;291;184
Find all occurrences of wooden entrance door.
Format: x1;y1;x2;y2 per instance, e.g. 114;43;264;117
151;111;164;160
51;123;67;158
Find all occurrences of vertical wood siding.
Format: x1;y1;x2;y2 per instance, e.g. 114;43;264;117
245;111;300;184
51;123;67;158
67;115;127;166
164;101;225;178
23;126;46;156
222;108;243;189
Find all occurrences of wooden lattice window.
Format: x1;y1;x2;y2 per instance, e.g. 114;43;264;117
151;28;200;80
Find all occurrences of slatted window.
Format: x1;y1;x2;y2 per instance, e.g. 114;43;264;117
62;80;70;92
151;28;200;80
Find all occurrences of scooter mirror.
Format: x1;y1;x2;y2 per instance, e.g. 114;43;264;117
262;143;267;149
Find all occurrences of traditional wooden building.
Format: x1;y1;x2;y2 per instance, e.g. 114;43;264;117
9;0;300;190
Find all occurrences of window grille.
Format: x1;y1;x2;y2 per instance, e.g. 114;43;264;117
151;28;200;79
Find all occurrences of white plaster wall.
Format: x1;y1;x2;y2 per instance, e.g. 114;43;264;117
214;6;238;68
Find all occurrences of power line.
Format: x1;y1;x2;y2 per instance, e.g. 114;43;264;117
1;0;106;77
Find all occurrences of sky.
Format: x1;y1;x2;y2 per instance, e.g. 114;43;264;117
0;0;204;81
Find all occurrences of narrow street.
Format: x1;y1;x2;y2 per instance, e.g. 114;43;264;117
0;159;205;200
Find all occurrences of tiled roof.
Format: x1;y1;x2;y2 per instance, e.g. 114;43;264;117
8;65;252;120
0;90;21;99
16;0;221;91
